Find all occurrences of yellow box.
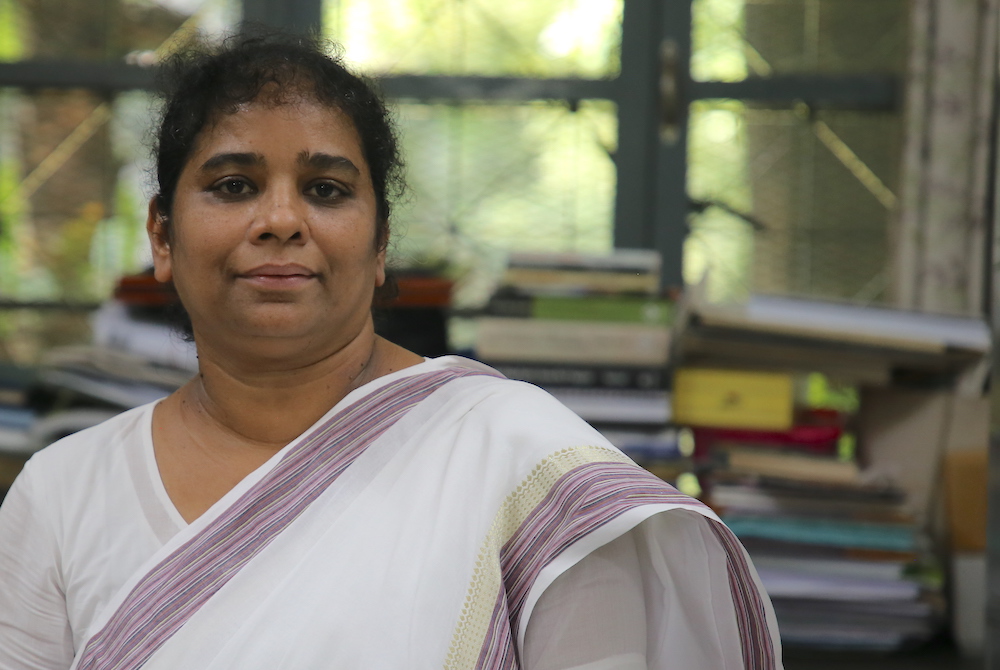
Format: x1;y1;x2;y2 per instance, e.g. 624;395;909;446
672;368;794;430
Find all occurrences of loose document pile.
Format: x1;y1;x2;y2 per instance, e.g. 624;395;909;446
0;273;194;497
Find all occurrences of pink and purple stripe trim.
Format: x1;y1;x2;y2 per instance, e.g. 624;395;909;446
709;522;777;669
77;367;496;670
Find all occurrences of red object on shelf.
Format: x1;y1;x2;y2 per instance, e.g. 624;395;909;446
113;273;180;306
693;424;842;459
390;275;452;308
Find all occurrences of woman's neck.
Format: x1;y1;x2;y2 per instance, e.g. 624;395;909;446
178;325;422;451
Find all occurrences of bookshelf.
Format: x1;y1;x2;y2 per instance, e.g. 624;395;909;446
672;291;991;654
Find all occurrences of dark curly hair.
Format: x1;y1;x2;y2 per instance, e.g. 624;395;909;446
152;29;405;252
151;30;404;338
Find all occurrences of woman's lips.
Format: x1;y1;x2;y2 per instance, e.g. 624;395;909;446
238;264;317;288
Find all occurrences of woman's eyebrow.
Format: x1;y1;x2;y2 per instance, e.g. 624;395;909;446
198;152;263;172
298;151;360;175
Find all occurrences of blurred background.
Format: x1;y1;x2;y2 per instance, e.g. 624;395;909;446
0;0;997;667
0;0;936;350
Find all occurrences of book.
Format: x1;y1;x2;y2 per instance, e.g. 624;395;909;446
689;293;990;355
776;625;911;651
506;249;662;274
749;554;910;582
546;388;671;424
500;250;662;297
91;301;198;372
38;369;173;409
770;597;934;620
0;453;27;492
709;483;912;523
709;471;906;503
770;595;943;651
475;317;670;366
754;566;921;601
599;426;690;462
674;291;991;388
0;425;31;455
488;362;666;390
693;424;841;457
30;409;121;448
486;293;674;325
0;363;37;407
672;368;794;430
42;346;193;389
715;447;860;486
500;267;658;295
0;406;37;430
738;536;919;563
721;514;917;552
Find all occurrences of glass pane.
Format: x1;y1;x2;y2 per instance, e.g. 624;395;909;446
685;100;754;301
0;88;156;304
0;0;239;63
686;99;903;304
389;100;617;304
692;0;909;81
325;0;623;78
692;0;749;82
0;308;93;364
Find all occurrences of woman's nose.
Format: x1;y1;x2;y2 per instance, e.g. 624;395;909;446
251;184;309;244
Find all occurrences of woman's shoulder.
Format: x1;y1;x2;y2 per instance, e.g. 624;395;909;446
426;356;629;467
432;355;601;423
19;402;156;496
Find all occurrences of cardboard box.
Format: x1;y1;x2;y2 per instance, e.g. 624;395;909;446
944;449;988;552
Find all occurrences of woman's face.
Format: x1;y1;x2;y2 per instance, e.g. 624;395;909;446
148;99;385;352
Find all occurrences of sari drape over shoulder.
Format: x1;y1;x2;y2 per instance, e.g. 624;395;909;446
0;357;781;670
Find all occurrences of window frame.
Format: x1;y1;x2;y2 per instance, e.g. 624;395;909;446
0;0;900;295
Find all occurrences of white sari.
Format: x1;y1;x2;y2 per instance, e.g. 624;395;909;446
3;357;780;670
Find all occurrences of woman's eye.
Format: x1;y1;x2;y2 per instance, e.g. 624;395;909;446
307;182;343;199
223;179;249;194
212;178;254;196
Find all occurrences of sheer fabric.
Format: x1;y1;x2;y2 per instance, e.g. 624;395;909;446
524;512;753;670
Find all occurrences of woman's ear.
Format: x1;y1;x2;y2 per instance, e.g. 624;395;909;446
374;223;388;287
374;246;386;287
147;197;173;283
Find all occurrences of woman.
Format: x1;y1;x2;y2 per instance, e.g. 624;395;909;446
0;33;781;670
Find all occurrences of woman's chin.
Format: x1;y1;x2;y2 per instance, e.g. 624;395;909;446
195;311;364;355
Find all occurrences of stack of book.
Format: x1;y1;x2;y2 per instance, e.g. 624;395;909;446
0;363;37;456
0;363;40;497
473;251;687;481
37;346;190;414
675;367;942;651
0;272;196;493
37;271;195;415
91;271;197;372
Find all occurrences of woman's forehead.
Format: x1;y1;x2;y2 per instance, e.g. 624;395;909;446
189;99;366;164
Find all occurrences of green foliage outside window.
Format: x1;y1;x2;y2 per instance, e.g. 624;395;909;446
0;0;763;311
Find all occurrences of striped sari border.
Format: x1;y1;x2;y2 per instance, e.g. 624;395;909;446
473;460;776;670
475;461;712;669
708;522;777;670
78;367;497;670
503;462;707;632
474;590;518;670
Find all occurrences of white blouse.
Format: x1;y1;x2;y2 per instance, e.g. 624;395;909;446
0;399;778;670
